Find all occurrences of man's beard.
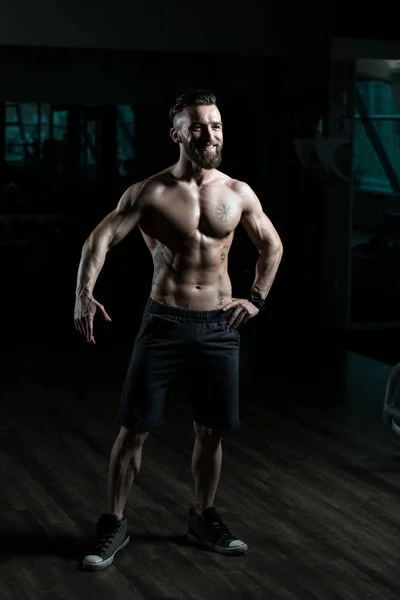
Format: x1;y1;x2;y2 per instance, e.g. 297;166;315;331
184;140;223;169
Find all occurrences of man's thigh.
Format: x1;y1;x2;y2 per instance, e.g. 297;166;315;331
188;323;241;430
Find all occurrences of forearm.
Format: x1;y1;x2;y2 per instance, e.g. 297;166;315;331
251;244;283;298
75;236;108;298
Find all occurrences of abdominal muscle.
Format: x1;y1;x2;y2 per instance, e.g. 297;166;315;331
150;265;233;311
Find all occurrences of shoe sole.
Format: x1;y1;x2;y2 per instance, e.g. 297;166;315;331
187;532;248;555
81;534;130;571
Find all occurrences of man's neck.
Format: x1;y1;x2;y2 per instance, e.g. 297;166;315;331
172;158;216;186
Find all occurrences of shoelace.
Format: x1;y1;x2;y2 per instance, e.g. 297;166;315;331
210;517;233;539
93;520;119;553
93;533;114;552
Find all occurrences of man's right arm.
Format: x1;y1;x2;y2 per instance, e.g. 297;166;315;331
74;182;145;344
75;183;144;299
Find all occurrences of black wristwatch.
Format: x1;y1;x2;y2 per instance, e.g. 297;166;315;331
248;291;266;311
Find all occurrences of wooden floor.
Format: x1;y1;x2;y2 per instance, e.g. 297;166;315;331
1;337;400;600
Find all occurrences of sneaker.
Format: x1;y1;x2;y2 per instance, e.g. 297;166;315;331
187;506;248;555
81;513;130;571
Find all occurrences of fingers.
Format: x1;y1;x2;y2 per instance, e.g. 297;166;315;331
240;315;250;327
87;317;96;345
75;319;84;337
227;305;255;330
82;311;90;340
74;315;95;344
222;302;238;312
92;299;112;323
227;309;245;331
100;305;112;322
74;298;111;344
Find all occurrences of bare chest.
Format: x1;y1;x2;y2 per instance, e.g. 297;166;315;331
139;184;242;248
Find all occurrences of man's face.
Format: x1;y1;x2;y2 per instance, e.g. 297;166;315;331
173;104;223;169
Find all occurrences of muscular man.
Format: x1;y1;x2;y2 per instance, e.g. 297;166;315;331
74;90;283;570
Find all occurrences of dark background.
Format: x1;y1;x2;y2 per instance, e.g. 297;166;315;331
0;0;398;367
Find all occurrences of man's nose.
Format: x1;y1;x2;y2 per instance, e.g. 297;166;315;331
203;128;215;143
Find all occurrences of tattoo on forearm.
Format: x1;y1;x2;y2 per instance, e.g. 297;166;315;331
217;295;224;307
215;203;234;223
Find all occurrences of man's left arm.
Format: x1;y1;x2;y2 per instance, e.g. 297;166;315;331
239;183;283;299
222;181;283;329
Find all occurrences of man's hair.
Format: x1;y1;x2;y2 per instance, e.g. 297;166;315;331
169;89;217;126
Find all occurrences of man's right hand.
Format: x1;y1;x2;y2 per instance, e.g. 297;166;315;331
74;294;112;345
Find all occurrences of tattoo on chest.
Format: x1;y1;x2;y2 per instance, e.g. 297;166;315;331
217;295;224;306
220;253;226;261
215;203;234;223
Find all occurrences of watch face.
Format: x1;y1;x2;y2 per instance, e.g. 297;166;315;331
249;292;264;308
250;293;265;308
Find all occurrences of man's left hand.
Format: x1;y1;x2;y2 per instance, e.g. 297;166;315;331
222;298;259;330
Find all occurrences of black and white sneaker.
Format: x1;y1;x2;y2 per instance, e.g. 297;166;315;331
187;506;248;555
81;513;130;571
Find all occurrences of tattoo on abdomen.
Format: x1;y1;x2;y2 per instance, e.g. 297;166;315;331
215;203;233;223
217;295;224;307
152;245;164;287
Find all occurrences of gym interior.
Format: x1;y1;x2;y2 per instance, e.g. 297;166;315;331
2;2;400;598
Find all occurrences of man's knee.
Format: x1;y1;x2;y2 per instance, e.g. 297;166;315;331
118;425;150;448
193;421;222;442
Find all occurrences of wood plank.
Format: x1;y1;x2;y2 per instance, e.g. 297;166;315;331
1;345;400;599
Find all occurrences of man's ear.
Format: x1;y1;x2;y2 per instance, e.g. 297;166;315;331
170;127;182;144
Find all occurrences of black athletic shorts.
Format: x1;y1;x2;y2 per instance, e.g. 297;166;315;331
117;297;241;431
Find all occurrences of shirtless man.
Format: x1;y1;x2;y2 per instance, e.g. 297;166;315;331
74;90;283;570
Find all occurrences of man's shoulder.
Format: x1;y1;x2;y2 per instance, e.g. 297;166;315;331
210;170;244;191
125;169;176;205
226;179;259;215
143;167;177;188
228;178;251;195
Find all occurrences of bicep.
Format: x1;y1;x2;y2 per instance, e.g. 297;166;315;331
239;185;282;252
90;185;142;249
